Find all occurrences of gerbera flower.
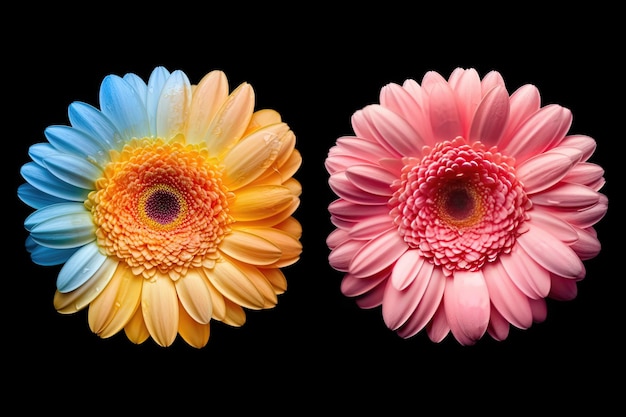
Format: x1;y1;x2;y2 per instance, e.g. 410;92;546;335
325;67;607;345
18;66;302;348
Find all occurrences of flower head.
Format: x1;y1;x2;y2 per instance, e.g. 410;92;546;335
19;66;302;348
325;68;607;345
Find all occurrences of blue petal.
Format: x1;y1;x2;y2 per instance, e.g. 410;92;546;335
68;101;124;150
20;162;90;202
146;66;171;136
17;183;67;210
99;74;150;141
44;125;111;166
43;154;102;189
123;73;148;107
26;236;77;266
30;209;95;249
24;202;87;231
156;70;192;140
28;143;60;166
56;242;107;293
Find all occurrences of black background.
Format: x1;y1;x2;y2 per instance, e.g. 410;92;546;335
8;5;623;412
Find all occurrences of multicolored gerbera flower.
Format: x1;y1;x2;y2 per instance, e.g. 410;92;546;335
18;66;302;348
325;67;607;345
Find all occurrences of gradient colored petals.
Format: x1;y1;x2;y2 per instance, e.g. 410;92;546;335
326;67;607;345
19;66;301;348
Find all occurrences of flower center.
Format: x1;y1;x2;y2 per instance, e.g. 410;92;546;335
88;138;233;279
389;137;529;275
139;184;185;229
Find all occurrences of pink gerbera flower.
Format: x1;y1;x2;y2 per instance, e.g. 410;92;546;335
325;67;608;345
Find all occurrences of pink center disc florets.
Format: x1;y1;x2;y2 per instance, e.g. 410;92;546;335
389;137;530;275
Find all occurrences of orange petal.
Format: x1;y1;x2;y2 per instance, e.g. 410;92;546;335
141;273;179;347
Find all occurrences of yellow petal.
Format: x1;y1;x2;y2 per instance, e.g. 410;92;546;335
219;229;282;266
236;227;302;267
221;298;246;327
178;301;211;348
205;82;254;157
274;217;303;240
175;269;213;324
54;257;119;313
261;268;287;294
205;259;265;310
88;263;142;337
185;70;229;144
228;257;278;308
233;199;300;229
249;131;299;186
221;123;291;190
203;273;226;321
142;273;179;347
243;109;282;136
124;307;150;345
229;184;296;222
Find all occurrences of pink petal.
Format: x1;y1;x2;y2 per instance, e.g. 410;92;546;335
502;104;572;164
499;244;551;299
328;198;390;222
382;259;434;329
531;182;600;209
428;81;463;142
549;273;578;301
528;208;579;244
499;84;541;147
328;238;365;272
483;260;533;329
480;70;506;95
444;270;490;345
468;85;510;148
557;134;597;161
562;162;605;190
426;303;450;343
341;269;390;297
396;267;446;339
349;216;394;240
380;83;433;147
350;229;408;278
346;164;396;196
516;223;586;280
529;298;547;323
487;305;510;341
328;172;389;205
326;227;348;250
449;68;481;134
355;279;386;309
334;136;396;161
534;195;607;228
390;249;427;291
516;151;576;194
353;105;425;158
570;226;602;260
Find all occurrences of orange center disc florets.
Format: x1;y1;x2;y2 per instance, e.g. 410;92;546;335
389;137;530;275
88;138;233;279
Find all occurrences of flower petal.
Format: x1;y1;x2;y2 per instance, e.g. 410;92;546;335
54;257;119;313
21;162;90;202
29;209;95;249
499;84;541;145
221;123;290;190
383;259;434;329
229;184;296;222
43;154;103;189
88;262;142;338
468;85;510;148
396;267;446;339
428;81;463;142
99;74;150;141
44;125;111;165
483;260;533;329
141;273;179;347
24;202;88;231
516;223;585;280
178;305;211;348
390;249;427;291
205;260;265;310
17;183;67;210
444;270;490;345
56;242;107;293
516;150;576;194
345;164;396;196
348;215;395;240
145;66;170;135
156;70;192;141
499;244;552;299
380;83;432;149
350;229;408;278
219;229;282;266
68;101;122;150
204;82;255;157
328;172;389;205
531;182;600;209
185;70;229;144
175;269;213;324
